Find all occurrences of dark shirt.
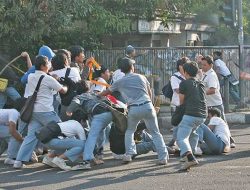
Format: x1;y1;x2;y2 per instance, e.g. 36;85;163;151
179;78;207;118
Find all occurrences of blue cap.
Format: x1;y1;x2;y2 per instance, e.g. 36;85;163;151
38;45;55;61
125;45;135;55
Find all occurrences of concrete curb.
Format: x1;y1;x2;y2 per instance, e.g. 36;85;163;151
158;112;250;127
225;112;250;124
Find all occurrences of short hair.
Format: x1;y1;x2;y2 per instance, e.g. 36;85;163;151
201;55;214;65
120;58;135;73
183;61;199;77
57;49;71;60
117;57;123;69
35;55;48;70
208;107;221;117
176;57;189;71
51;53;68;71
69;45;84;62
76;80;90;94
94;66;108;78
125;45;135;55
213;51;222;57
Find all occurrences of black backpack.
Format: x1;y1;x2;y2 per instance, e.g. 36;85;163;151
59;68;78;106
162;74;185;99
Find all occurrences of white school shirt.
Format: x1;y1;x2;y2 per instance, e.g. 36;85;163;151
170;72;185;107
202;68;223;107
90;77;107;93
50;67;81;83
112;69;125;83
214;59;231;77
208;116;231;147
0;109;19;125
58;120;86;140
26;71;63;112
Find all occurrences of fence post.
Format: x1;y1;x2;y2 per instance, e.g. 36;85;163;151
224;77;230;113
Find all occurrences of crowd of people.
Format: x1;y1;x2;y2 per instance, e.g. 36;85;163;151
0;45;236;171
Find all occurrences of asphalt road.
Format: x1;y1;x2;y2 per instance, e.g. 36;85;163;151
0;124;250;190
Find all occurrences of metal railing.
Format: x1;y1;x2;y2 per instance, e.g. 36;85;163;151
87;46;250;110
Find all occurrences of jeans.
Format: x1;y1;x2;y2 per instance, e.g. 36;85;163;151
16;111;61;162
46;138;85;162
196;124;225;155
136;131;156;154
177;115;205;157
83;112;113;161
126;103;168;161
7;120;28;159
0;87;21;108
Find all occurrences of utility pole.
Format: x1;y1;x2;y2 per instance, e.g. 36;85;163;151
238;0;245;106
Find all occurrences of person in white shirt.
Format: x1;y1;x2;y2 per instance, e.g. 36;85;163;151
168;58;186;147
213;51;241;107
201;56;226;121
197;107;231;155
50;53;82;120
0;109;22;157
42;120;90;171
13;56;68;169
90;67;110;93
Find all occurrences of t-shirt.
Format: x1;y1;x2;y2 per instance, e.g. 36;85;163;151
208;116;231;147
112;69;125;83
90;77;107;93
170;72;185;107
58;120;86;140
26;71;63;112
0;109;19;125
179;78;207;118
202;69;223;107
214;59;231;77
50;67;81;83
109;73;151;106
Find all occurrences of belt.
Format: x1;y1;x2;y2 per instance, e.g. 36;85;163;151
128;101;151;108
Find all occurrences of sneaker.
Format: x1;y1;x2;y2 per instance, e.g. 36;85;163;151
157;159;168;165
13;160;24;169
89;158;104;166
230;143;236;148
179;156;188;162
180;159;199;171
194;147;203;156
42;156;58;168
95;154;104;160
4;158;15;165
31;151;38;163
112;153;124;160
71;162;91;171
52;157;72;171
122;154;132;164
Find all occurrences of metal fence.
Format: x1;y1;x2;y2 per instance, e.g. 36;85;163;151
87;46;250;108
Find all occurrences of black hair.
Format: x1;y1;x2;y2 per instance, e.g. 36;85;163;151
51;53;68;71
176;57;189;71
69;45;84;62
35;55;48;70
213;51;222;57
120;58;134;73
57;49;71;60
183;61;199;77
93;67;108;78
76;80;90;93
201;55;214;65
208;107;221;117
117;57;123;69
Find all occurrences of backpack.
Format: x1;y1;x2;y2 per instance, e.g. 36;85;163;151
162;74;185;99
59;68;78;106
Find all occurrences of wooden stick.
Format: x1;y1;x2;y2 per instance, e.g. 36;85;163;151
0;55;22;75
